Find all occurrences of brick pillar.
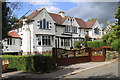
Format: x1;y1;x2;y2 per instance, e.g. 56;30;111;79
88;47;92;61
102;48;106;61
52;48;57;59
74;50;76;58
73;50;76;64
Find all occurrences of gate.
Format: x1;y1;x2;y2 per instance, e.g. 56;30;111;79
90;47;106;62
52;46;111;66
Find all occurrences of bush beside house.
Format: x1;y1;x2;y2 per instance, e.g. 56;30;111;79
87;41;107;48
74;41;83;49
106;51;118;61
2;55;56;73
111;39;120;51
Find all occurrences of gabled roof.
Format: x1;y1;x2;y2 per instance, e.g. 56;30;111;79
27;8;44;19
75;18;87;29
48;12;62;24
61;16;68;24
20;8;97;29
7;31;20;38
86;20;96;28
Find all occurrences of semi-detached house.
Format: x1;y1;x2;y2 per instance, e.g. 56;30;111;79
3;8;102;55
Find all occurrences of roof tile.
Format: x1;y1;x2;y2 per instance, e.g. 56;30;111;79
86;20;96;28
8;31;20;38
22;8;97;29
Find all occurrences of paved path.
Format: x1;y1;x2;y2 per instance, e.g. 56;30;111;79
2;59;118;79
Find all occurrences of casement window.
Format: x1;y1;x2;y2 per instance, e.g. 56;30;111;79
38;19;51;29
64;39;70;46
13;39;15;45
61;39;64;46
65;25;77;33
72;26;77;33
65;25;70;33
7;38;15;45
61;38;70;47
37;35;51;46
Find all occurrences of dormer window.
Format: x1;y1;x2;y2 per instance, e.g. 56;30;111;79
68;18;69;21
73;19;74;21
38;19;51;29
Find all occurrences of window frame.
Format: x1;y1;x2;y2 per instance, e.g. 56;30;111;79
38;19;51;29
61;38;70;47
37;35;51;46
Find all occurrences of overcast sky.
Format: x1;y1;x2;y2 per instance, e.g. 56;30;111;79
66;2;118;23
10;1;118;26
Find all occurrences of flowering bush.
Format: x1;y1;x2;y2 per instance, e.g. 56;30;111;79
106;51;118;60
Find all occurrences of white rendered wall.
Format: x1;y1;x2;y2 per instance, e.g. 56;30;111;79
3;38;21;53
90;21;103;39
29;9;56;53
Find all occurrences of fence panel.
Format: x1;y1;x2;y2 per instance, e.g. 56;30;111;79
52;47;108;66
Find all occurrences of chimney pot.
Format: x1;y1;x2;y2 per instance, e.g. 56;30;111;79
59;11;65;17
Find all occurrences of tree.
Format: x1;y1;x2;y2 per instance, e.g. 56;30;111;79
110;2;120;40
114;1;120;25
102;18;109;27
88;18;98;21
84;34;89;48
2;2;22;39
2;2;11;39
109;21;115;25
102;2;120;44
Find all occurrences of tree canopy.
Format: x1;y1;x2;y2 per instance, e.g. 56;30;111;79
2;2;22;39
102;2;120;44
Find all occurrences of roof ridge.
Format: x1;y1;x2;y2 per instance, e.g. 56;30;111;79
86;19;96;28
27;8;45;19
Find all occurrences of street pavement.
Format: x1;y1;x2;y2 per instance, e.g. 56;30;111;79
2;59;118;79
60;61;119;79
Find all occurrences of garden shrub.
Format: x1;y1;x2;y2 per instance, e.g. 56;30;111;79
111;39;120;51
87;41;107;48
105;51;118;61
2;55;56;72
74;41;83;48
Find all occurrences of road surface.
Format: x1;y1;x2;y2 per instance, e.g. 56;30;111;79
60;61;119;79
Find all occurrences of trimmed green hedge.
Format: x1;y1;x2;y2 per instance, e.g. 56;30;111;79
111;39;120;51
87;41;107;48
2;55;56;72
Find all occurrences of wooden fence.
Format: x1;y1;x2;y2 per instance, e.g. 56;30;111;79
52;47;111;66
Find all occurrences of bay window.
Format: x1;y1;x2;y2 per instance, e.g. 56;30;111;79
61;38;70;47
37;35;51;46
